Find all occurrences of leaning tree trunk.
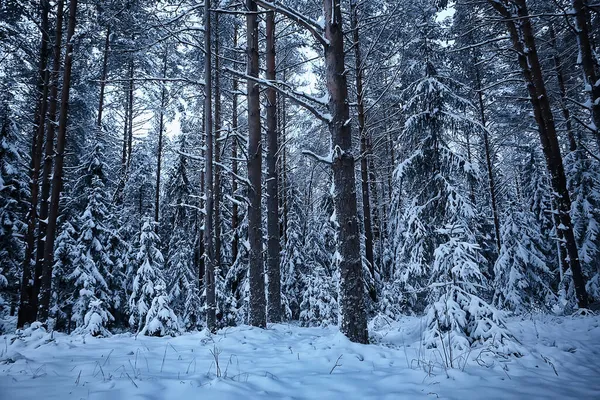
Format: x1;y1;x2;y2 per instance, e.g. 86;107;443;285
246;0;266;328
38;0;79;322
489;0;588;308
265;10;282;323
324;0;368;343
18;0;51;328
35;0;65;313
204;0;216;332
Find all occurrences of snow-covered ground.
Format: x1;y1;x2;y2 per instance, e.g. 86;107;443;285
1;314;599;399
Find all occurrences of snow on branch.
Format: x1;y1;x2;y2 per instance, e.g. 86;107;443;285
223;67;332;123
255;0;329;47
302;149;332;165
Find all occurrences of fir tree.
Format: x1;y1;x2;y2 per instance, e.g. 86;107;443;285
69;141;115;336
493;203;555;313
129;218;178;336
0;102;28;323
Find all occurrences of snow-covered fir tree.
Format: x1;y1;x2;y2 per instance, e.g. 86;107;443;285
0;101;28;326
493;203;555;313
300;199;338;327
129;218;178;336
69;141;115;336
565;148;600;301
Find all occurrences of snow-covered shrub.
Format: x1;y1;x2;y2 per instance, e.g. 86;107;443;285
300;265;338;327
140;283;179;337
81;298;112;337
423;226;516;357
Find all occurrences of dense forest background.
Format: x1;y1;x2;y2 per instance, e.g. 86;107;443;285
1;0;599;350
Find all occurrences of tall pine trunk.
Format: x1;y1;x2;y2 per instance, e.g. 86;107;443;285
246;0;266;328
35;0;65;310
38;0;79;321
154;49;168;229
204;0;216;332
214;12;222;271
324;0;368;343
18;0;51;328
265;10;282;322
231;25;240;264
97;25;111;128
350;0;375;287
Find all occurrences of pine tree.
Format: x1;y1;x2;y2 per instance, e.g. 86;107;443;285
493;203;555;313
300;199;338;327
129;218;178;336
565;149;600;301
281;187;306;320
0;102;28;325
52;221;78;332
163;135;202;329
424;225;514;357
69;141;115;336
140;281;179;337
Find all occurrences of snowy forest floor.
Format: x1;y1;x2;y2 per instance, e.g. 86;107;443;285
1;314;599;399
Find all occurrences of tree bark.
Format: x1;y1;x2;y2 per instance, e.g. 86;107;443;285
18;0;51;328
154;49;168;230
231;25;240;264
204;0;216;332
473;61;501;257
34;0;65;316
246;0;266;328
38;0;79;322
350;0;375;285
214;11;222;271
126;57;134;167
265;10;282;323
324;0;368;343
97;25;111;128
488;0;588;308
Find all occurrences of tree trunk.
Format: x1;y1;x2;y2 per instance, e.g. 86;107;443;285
474;62;501;256
121;84;129;168
214;11;222;271
97;25;111;128
324;0;368;343
34;0;65;318
572;0;600;150
549;24;577;152
38;0;79;322
265;10;282;323
489;0;588;308
231;25;240;264
204;0;216;332
18;0;51;328
350;0;375;286
154;49;168;230
246;0;266;328
127;57;134;167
